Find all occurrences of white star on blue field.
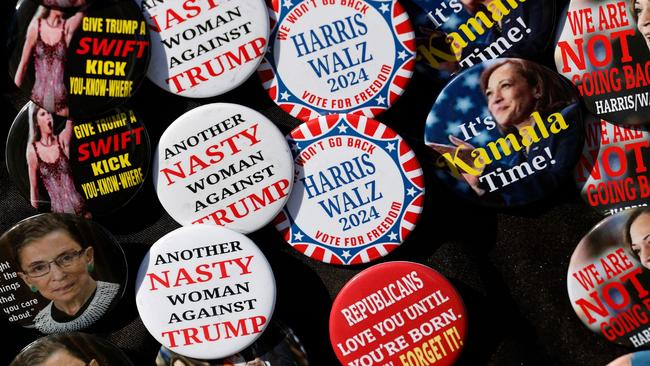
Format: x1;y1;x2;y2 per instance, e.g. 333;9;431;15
425;63;502;148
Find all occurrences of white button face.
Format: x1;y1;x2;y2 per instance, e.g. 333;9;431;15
135;225;276;360
276;114;424;265
138;0;269;97
153;103;293;233
258;0;415;121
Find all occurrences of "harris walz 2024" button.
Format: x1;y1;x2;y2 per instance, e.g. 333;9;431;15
276;114;424;265
258;0;416;121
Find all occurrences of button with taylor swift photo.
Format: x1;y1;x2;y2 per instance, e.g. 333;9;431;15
574;118;650;216
7;0;150;118
568;207;650;348
135;225;276;360
555;0;650;125
6;102;151;218
155;321;309;365
137;0;269;97
276;114;425;265
258;0;416;122
153;103;293;233
424;57;585;207
0;213;127;334
10;332;133;366
330;261;467;366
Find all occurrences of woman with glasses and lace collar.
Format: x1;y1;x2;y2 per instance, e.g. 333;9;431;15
7;213;119;334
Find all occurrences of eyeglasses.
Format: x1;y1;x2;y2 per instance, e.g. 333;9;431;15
22;249;87;277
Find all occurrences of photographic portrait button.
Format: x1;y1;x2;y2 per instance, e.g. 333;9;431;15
568;208;650;348
10;332;133;366
574;118;650;216
607;350;650;366
8;0;150;119
154;321;309;364
258;0;416;122
6;102;151;217
276;114;424;265
555;0;650;125
330;261;467;366
424;57;585;207
135;225;276;360
153;103;294;233
0;213;127;334
136;0;269;97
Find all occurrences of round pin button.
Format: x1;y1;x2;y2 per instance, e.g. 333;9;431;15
568;207;650;348
276;114;424;265
8;0;150;118
135;225;276;360
574;118;650;216
0;213;127;334
6;102;151;217
258;0;416;121
424;57;584;207
10;332;133;366
137;0;269;97
36;0;89;10
555;0;650;125
153;103;293;233
155;321;309;365
408;0;557;71
607;350;650;366
330;262;467;366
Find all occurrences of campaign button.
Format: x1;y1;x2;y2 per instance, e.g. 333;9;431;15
135;225;276;360
36;0;89;9
153;103;293;233
568;207;650;347
10;332;133;365
258;0;416;122
330;261;467;366
155;321;308;365
275;114;424;265
607;350;650;366
0;213;127;334
6;102;151;217
425;57;585;207
8;0;150;118
574;118;650;216
137;0;269;97
555;0;650;125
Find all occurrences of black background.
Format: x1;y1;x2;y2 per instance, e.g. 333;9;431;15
0;0;640;364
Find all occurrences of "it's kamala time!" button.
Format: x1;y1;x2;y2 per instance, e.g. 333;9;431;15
275;114;424;265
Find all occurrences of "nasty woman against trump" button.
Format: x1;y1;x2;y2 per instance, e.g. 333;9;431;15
137;0;269;97
135;225;276;359
153;103;293;233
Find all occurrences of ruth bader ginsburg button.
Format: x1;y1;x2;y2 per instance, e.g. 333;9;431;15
568;207;650;348
8;0;150;118
0;213;127;334
135;225;276;360
6;102;150;217
275;114;424;265
258;0;416;122
137;0;269;97
330;262;467;366
574;118;650;216
153;103;293;233
10;332;133;366
555;0;650;125
425;57;584;207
